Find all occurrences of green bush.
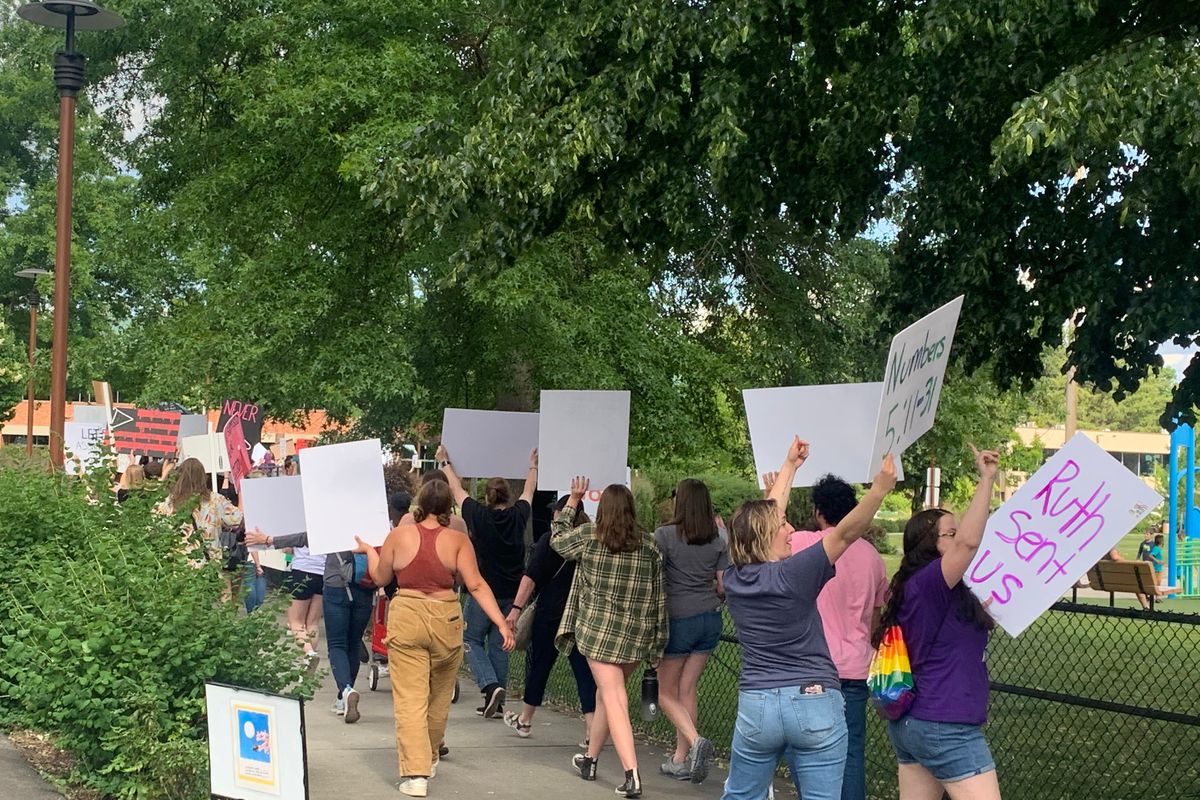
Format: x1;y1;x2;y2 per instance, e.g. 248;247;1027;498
0;459;314;799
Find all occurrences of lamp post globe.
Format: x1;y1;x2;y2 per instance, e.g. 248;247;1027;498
17;0;124;468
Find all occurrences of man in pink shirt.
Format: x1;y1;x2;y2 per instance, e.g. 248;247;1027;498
790;475;889;800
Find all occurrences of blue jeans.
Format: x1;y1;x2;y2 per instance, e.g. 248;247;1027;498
243;562;267;613
463;595;512;691
722;687;848;800
323;582;374;695
840;679;868;800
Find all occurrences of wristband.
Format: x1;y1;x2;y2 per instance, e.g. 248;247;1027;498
511;604;524;612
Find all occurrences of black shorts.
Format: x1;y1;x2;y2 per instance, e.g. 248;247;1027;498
284;571;324;600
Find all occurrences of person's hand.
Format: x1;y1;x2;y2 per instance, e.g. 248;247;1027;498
569;476;590;502
245;528;269;546
499;624;516;652
353;535;371;555
872;453;898;493
761;471;780;496
786;436;810;467
436;444;449;464
970;444;1000;480
530;448;539;469
714;513;726;531
255;565;264;577
505;607;521;629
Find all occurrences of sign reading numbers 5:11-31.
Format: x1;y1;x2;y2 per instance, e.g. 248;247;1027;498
867;295;964;473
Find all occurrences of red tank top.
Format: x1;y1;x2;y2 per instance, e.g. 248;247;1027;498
395;524;456;593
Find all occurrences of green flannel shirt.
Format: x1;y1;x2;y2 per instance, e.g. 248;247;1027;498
551;511;668;665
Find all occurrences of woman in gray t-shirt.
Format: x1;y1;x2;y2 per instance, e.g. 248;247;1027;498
652;478;729;785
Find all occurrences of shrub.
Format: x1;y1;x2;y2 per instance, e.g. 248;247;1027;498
0;459;314;798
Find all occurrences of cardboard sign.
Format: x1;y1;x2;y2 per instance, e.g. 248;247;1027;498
110;407;182;457
298;439;390;555
869;296;964;470
218;399;264;447
91;380;113;426
964;434;1162;636
441;408;539;479
205;682;307;800
537;390;630;491
63;421;106;475
225;416;253;494
744;383;905;487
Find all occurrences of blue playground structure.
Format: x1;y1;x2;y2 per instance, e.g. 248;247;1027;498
1167;424;1200;596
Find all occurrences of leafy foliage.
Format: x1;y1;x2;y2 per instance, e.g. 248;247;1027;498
0;461;313;798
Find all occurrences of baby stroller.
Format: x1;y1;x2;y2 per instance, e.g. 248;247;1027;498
366;588;460;703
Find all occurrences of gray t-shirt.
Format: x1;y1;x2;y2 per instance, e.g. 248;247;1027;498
654;524;730;619
723;541;838;691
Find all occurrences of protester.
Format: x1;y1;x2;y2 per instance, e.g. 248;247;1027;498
283;455;298;476
874;445;1000;800
397;471;468;534
653;479;726;784
116;464;146;503
554;477;667;799
502;496;597;746
437;445;537;718
156;457;242;564
788;474;889;800
721;437;895;800
355;479;514;798
284;541;326;663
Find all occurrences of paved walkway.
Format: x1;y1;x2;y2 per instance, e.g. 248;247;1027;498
306;667;733;799
0;734;64;799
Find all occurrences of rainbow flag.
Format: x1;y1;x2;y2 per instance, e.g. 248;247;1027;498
868;625;916;720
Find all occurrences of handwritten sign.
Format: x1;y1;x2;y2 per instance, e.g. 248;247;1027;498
218;399;263;448
868;296;964;471
63;421;106;475
224;416;253;494
965;434;1162;636
110;408;182;458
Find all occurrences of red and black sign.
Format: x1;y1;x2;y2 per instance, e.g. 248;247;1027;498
110;408;182;457
217;399;263;448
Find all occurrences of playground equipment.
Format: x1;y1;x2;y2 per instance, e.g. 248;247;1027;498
1167;424;1200;596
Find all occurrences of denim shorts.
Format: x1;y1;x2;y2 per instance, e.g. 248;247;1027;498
887;716;996;783
664;609;723;657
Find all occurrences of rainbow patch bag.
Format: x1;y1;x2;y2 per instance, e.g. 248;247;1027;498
867;625;916;720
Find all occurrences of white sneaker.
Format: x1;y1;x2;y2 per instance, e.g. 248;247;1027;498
398;777;428;797
430;760;438;779
331;697;346;715
343;687;360;724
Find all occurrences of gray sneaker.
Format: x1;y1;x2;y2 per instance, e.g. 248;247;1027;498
659;757;690;781
687;736;716;784
331;697;346;715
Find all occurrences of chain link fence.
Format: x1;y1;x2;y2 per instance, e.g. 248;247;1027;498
508;602;1200;799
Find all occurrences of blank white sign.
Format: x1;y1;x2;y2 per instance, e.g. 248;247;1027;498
744;383;904;487
177;414;208;445
441;408;539;479
242;476;307;540
181;433;228;473
299;438;390;555
538;390;630;491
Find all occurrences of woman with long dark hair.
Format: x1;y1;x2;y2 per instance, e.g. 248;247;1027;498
721;438;895;800
554;478;667;799
654;478;727;784
156;457;242;564
874;445;1000;800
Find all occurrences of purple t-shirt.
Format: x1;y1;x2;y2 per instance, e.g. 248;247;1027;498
724;542;838;691
899;558;990;725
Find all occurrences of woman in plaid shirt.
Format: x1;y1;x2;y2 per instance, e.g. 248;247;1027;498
552;477;668;799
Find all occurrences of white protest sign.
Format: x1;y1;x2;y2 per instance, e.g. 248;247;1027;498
71;403;108;426
205;682;307;800
299;438;390;555
177;414;208;445
537;390;630;491
563;466;633;518
441;408;539;479
964;433;1162;636
241;475;306;554
181;433;228;473
869;296;964;471
744;383;904;487
63;421;106;475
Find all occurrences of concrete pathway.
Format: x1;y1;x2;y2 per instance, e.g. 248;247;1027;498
305;667;731;799
0;734;64;799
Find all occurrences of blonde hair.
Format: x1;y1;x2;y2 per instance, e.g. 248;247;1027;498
125;465;146;490
728;499;779;566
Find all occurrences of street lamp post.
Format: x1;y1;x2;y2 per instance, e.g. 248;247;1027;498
15;268;51;457
17;0;124;469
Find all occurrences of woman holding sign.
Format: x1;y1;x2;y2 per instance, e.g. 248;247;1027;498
553;478;667;799
873;445;1000;800
356;478;514;799
721;438;896;800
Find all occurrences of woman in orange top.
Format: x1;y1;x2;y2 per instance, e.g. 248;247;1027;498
356;479;513;798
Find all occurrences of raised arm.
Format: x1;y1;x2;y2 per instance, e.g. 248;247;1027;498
436;445;472;508
941;445;1000;588
766;437;809;515
519;449;539;505
822;454;898;564
552;477;593;560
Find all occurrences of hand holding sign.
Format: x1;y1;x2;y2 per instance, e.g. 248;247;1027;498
569;476;591;502
786;436;810;468
970;444;1000;480
873;453;900;494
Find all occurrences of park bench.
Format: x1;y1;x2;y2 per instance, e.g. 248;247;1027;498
1086;561;1178;611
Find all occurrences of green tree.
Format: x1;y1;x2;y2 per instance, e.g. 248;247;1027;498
1025;347;1178;432
0;317;25;421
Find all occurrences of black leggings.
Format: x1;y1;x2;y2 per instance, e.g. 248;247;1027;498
523;615;597;713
